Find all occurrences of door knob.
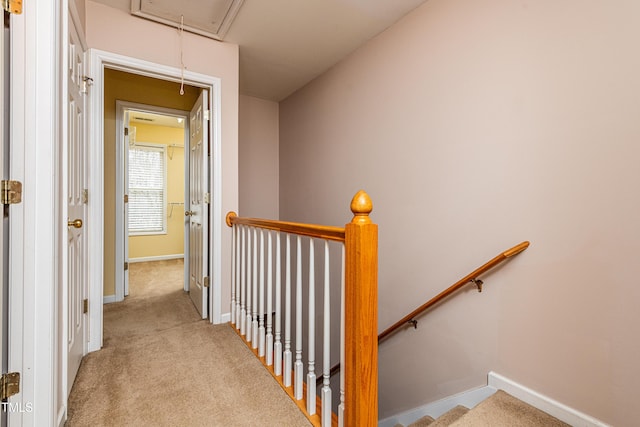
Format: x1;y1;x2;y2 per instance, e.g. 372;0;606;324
68;219;83;228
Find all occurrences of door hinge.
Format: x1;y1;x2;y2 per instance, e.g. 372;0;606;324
124;127;129;136
203;110;211;121
2;0;22;14
1;372;20;400
124;262;129;271
124;194;129;203
1;180;22;205
204;192;210;204
83;299;88;314
203;276;210;288
83;189;89;204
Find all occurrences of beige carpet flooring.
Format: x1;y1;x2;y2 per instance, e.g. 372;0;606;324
400;390;571;427
66;259;311;427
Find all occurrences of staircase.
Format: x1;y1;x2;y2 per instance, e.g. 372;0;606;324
395;390;570;427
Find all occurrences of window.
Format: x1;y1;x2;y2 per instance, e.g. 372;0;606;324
128;143;167;235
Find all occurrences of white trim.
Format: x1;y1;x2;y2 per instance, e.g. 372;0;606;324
488;372;610;427
220;312;231;323
103;295;118;304
210;72;223;325
87;48;223;352
378;386;496;427
129;254;185;263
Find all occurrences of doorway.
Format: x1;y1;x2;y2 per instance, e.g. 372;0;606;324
116;103;190;299
87;51;223;353
119;105;190;300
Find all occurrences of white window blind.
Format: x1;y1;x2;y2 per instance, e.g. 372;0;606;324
128;143;167;235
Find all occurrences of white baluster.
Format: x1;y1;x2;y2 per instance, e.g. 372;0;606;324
245;227;252;341
259;229;266;357
266;230;274;366
274;232;282;376
338;244;345;427
231;224;236;326
240;226;246;333
235;224;241;326
284;234;292;387
321;240;331;427
294;235;303;400
307;239;316;414
252;228;259;349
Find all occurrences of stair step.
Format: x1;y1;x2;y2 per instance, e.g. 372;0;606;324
406;414;435;427
428;405;469;427
448;390;570;427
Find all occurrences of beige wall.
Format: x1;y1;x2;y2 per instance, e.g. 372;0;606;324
86;0;239;308
73;0;86;34
239;95;279;218
279;1;640;425
128;122;185;260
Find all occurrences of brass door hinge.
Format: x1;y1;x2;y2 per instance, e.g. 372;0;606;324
83;189;89;204
124;127;129;136
1;180;22;205
124;262;129;271
1;372;20;400
124;194;129;203
2;0;22;14
83;299;88;314
203;276;210;288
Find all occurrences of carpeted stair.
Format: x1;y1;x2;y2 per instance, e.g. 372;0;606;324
395;390;570;427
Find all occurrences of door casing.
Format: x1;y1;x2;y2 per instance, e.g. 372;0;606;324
87;49;223;352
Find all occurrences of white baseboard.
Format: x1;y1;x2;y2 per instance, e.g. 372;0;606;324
129;254;184;263
103;295;117;304
220;312;231;323
488;372;609;427
378;385;496;427
379;372;609;427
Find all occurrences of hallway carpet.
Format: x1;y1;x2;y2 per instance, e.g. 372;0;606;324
66;259;311;427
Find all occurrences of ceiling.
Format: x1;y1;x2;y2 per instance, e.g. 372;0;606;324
91;0;429;101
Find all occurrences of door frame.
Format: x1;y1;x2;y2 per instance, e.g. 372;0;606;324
87;49;223;352
115;101;191;301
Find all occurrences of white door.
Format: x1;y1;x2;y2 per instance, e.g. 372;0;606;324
187;90;209;318
66;17;87;394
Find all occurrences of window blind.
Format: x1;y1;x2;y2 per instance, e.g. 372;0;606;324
128;144;166;234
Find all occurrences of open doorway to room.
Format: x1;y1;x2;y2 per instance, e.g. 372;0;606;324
99;67;214;342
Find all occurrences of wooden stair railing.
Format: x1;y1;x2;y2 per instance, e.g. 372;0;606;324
321;241;530;384
378;241;529;342
225;190;378;427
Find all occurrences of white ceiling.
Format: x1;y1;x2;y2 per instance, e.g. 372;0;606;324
91;0;429;101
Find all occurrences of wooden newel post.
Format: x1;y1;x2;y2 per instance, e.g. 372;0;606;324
344;190;378;426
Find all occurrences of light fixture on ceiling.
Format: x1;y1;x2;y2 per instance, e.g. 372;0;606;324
130;0;245;41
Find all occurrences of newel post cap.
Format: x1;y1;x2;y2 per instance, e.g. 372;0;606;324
225;211;237;227
350;190;373;224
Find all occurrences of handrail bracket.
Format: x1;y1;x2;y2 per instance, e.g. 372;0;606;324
407;319;418;329
470;278;483;292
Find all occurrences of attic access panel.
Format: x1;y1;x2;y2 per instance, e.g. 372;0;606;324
131;0;244;41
